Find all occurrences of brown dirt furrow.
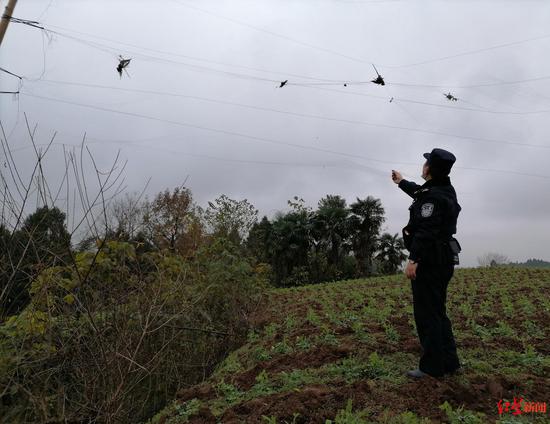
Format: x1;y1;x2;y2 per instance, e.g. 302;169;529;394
176;382;216;403
187;406;217;424
388;373;549;423
221;380;372;423
231;343;354;390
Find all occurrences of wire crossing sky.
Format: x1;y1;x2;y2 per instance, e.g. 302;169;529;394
1;0;550;266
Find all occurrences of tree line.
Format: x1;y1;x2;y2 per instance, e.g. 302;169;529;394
2;187;407;318
247;195;406;287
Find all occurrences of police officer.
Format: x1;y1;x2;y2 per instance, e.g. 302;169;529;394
391;148;462;378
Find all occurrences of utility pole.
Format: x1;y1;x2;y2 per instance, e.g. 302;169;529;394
0;0;19;47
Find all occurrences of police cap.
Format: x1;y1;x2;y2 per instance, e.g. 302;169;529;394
423;148;456;175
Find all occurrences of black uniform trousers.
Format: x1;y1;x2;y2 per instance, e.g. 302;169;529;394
411;261;460;377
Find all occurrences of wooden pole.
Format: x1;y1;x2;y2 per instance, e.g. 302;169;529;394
0;0;19;47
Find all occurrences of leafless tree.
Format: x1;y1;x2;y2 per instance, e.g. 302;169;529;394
0;116;262;423
477;252;509;267
1;114;127;318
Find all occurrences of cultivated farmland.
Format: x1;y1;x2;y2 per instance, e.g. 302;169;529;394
152;266;549;423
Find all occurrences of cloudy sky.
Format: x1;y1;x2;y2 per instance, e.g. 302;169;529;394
1;0;550;266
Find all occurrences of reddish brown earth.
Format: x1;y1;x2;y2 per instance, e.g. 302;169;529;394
232;343;354;391
221;380;373;424
215;374;549;424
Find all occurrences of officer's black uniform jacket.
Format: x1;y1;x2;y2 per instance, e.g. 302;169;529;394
398;176;461;263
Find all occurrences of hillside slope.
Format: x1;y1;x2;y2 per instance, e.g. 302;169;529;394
152;267;550;423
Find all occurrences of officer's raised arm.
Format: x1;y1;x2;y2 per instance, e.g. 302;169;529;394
392;170;421;198
399;180;422;198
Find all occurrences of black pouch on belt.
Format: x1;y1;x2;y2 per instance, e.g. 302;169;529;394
448;238;461;265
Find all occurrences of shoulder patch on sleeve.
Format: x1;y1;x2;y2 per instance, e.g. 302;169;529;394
421;202;434;217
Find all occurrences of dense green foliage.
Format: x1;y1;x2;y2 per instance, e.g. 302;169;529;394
246;196;405;287
0;238;265;423
0;207;72;319
509;258;550;268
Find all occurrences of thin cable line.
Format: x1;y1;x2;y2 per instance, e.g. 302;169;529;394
169;0;376;66
296;83;550;115
45;23;345;84
0;67;23;80
16;21;550;95
36;27;283;84
20;91;402;164
169;0;550;72
384;33;550;69
3;15;44;30
29;25;550;114
390;75;550;89
31;80;550;149
37;0;55;21
20;92;550;180
7;140;381;172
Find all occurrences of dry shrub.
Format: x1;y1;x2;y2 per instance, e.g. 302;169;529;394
0;238;265;423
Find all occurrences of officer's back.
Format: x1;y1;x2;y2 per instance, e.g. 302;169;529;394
398;149;461;265
392;147;463;379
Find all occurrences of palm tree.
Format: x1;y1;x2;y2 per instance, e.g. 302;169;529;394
376;232;407;274
270;210;311;286
314;195;350;269
246;216;273;263
349;196;385;276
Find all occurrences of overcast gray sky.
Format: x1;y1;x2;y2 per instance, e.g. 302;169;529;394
1;0;550;266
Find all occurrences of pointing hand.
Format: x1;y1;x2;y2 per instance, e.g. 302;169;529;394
391;170;403;184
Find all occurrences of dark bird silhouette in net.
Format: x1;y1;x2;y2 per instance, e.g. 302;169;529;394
117;56;132;78
371;65;385;85
444;92;458;101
